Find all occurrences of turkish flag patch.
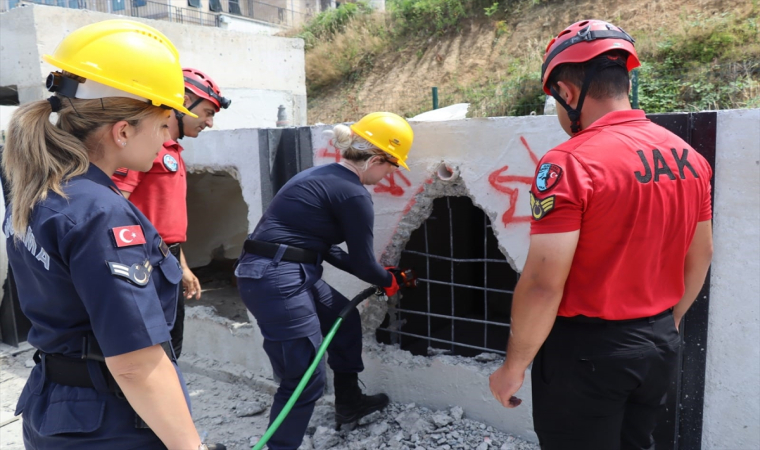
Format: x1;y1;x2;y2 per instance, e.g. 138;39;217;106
111;225;147;247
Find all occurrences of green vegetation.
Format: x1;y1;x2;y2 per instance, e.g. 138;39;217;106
296;0;759;122
390;0;487;36
636;12;760;112
296;1;375;49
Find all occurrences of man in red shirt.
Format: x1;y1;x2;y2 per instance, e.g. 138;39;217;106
489;20;714;449
113;68;231;358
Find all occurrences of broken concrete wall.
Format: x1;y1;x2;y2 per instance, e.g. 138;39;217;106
0;4;306;129
312;116;566;274
310;117;567;440
181;129;261;268
179;109;758;445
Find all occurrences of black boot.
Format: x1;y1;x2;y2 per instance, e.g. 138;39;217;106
333;372;389;426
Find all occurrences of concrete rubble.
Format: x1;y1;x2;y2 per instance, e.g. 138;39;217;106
1;343;537;450
298;401;538;450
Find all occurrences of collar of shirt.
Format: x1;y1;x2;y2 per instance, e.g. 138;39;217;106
83;163;122;192
580;109;648;134
164;140;184;153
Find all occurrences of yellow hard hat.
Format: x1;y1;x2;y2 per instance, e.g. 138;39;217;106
42;19;195;117
350;112;414;170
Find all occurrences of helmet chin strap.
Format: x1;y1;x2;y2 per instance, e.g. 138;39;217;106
175;96;204;140
550;56;626;134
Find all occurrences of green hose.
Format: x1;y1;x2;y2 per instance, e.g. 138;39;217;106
251;286;379;450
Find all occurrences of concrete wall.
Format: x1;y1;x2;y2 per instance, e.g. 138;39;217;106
702;108;760;449
0;5;307;128
312;115;567;272
219;14;286;35
181;129;261;268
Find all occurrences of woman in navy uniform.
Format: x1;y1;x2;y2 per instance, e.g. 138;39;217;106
236;112;414;450
2;20;215;450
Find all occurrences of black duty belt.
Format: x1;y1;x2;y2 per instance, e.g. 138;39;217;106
556;308;673;325
167;243;181;257
37;341;174;396
244;240;318;265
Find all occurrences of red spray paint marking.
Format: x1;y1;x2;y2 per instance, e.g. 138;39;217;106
488;136;541;226
316;140;341;162
374;171;412;197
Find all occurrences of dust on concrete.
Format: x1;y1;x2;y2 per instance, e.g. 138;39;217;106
193;282;250;323
192;259;250;323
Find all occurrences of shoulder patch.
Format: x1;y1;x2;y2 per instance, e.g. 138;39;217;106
536;163;563;193
163;154;179;172
111;225;147;247
158;238;170;258
106;260;153;287
530;192;556;220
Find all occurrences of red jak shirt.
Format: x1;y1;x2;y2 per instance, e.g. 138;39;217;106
530;110;712;320
112;140;188;244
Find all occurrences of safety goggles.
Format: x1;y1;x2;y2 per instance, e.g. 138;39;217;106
184;77;231;110
382;155;399;167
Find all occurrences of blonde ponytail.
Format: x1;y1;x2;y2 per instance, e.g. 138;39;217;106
1;94;164;236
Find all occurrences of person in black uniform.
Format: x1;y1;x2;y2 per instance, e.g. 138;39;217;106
236;112;415;449
2;19;221;450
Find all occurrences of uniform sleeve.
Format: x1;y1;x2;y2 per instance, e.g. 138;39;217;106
698;163;713;222
530;150;594;235
60;205;171;357
324;245;355;274
112;168;144;193
333;195;393;288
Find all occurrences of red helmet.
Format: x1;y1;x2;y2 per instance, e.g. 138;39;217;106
541;20;641;94
182;68;230;111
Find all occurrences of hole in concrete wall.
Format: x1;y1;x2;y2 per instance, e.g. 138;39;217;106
376;196;517;357
0;86;20;105
185;170;250;323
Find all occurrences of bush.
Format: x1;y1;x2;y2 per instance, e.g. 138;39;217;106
297;1;374;49
389;0;488;36
304;13;390;94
